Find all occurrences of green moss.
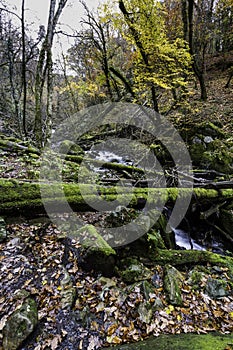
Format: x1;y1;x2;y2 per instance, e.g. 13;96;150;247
77;224;116;256
150;249;233;277
103;333;233;350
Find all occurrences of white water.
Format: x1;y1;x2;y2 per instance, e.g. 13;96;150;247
173;228;206;251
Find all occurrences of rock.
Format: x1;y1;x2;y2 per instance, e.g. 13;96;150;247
190;138;233;173
117;258;152;283
147;210;175;249
77;224;116;276
187;267;207;290
153;297;164;311
189;143;206;165
97;276;117;289
3;297;38;350
0;216;7;242
6;237;20;249
60;269;76;309
201;139;233;173
205;278;228;299
204;136;214;144
126;280;163;324
163;265;184;306
59;140;84;156
138;301;153;324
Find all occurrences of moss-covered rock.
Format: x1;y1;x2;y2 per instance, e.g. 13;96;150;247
187;267;207;290
189;137;233;173
76;224;116;276
163;265;184;306
3;297;38;350
117;258;152;283
59;140;84;156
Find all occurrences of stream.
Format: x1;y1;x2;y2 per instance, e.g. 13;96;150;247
84;148;230;255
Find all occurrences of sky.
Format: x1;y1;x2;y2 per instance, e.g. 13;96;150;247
5;0;103;57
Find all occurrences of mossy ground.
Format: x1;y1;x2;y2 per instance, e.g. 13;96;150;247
104;333;233;350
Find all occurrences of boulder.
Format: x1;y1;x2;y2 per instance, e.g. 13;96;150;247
77;224;116;276
3;297;38;350
59;140;84;156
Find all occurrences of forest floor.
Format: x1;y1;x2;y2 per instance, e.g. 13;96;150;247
0;67;233;350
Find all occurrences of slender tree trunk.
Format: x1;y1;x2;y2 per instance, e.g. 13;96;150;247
21;0;27;137
187;0;207;101
119;0;159;112
34;0;68;148
182;0;188;42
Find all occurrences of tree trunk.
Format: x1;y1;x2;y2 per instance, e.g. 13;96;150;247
187;0;208;101
34;0;68;148
119;0;159;112
21;0;27;137
0;178;232;216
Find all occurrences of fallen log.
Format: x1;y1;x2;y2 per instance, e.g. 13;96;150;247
0;138;40;155
150;248;233;275
0;178;232;216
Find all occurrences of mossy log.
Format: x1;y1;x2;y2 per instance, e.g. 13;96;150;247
0;138;40;155
0;178;233;216
150;249;233;276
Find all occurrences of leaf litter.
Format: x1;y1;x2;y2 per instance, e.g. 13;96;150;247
0;222;232;349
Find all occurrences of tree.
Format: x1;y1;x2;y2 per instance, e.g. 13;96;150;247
116;0;192;112
66;3;132;108
0;1;40;136
34;0;68;148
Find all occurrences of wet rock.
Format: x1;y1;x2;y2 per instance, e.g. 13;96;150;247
0;217;7;242
164;265;184;306
60;268;76;309
117;258;152;283
3;297;38;350
205;278;228;299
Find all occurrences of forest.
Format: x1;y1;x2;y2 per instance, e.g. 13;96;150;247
0;0;232;349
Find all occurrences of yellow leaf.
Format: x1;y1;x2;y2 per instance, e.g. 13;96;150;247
165;305;175;314
177;314;182;321
106;335;122;344
107;323;118;336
